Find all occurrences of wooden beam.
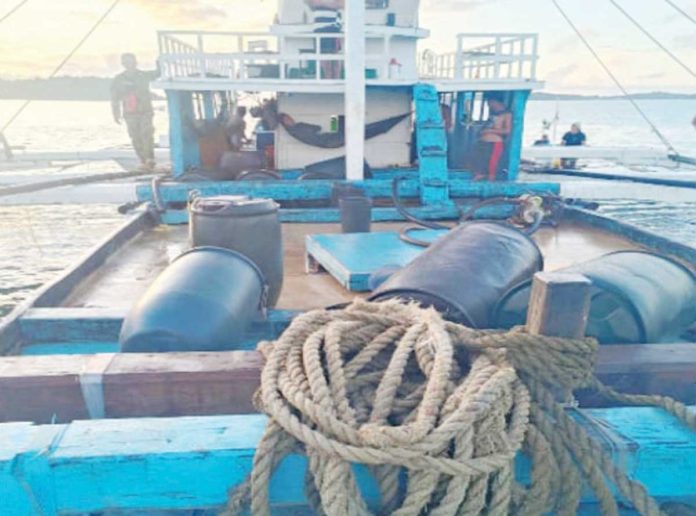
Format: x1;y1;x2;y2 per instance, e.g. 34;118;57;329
0;343;694;423
136;179;560;204
0;409;694;514
103;351;261;418
526;271;592;339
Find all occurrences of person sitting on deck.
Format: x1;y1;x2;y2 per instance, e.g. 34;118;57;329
561;122;587;169
111;53;159;171
226;106;250;151
534;134;551;146
473;93;512;181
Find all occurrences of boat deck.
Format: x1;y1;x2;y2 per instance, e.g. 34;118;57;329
63;221;639;313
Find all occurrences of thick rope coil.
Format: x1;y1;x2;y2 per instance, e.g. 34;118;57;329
224;300;694;516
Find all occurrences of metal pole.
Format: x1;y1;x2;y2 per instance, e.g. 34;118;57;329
344;0;366;181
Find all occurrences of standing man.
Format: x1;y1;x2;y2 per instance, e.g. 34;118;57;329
473;93;512;181
111;53;159;170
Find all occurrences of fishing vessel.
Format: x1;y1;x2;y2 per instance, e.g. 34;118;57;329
0;1;695;514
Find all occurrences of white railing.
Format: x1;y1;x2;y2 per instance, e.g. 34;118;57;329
420;33;539;82
158;30;396;83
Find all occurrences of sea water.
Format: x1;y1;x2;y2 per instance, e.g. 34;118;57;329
0;99;694;318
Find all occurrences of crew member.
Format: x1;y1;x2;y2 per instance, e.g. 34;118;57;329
561;122;587;169
226;106;249;151
474;93;512;181
111;54;159;170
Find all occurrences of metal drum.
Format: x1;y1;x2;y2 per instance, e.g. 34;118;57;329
494;251;696;344
120;247;268;353
370;222;544;328
190;196;284;306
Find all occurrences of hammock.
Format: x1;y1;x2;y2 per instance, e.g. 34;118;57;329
280;112;410;149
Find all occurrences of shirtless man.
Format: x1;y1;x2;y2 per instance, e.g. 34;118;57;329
474;93;512;181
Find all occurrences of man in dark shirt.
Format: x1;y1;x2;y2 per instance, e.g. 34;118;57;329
111;54;159;170
561;122;586;169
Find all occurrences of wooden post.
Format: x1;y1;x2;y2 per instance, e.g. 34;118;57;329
526;271;592;339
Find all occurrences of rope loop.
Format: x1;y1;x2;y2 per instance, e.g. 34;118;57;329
225;300;693;516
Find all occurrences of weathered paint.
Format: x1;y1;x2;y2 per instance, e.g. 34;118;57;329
20;308;125;343
507;89;530;181
167;90;201;177
0;408;693;514
160;203;519;225
137;178;559;204
202;92;215;120
414;83;450;204
18;309;298;353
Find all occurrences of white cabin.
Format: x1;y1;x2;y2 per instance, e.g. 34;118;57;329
154;0;542;176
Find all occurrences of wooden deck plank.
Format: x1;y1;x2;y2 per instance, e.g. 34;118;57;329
0;408;693;514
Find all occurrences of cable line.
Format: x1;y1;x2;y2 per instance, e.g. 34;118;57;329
664;0;696;25
610;0;695;78
0;0;29;25
550;0;679;155
1;0;122;135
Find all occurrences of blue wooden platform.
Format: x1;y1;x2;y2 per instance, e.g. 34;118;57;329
0;408;694;514
306;229;447;291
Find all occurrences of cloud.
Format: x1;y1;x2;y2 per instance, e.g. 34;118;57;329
638;72;667;80
126;0;229;26
421;0;496;13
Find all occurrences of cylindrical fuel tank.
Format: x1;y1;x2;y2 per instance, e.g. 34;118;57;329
120;247;268;353
369;222;543;328
219;150;265;179
339;196;372;233
189;196;283;306
494;251;696;344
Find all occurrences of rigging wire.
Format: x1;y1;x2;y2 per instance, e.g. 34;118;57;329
550;0;679;156
0;0;122;135
610;0;695;78
0;0;29;25
664;0;696;25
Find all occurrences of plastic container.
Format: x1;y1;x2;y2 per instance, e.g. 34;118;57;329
339;196;372;233
120;247;268;353
189;196;283;306
494;251;696;344
370;222;543;328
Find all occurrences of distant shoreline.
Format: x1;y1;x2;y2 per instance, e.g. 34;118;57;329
0;77;694;102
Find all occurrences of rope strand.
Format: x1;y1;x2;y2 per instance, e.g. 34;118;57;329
0;0;29;25
664;0;696;25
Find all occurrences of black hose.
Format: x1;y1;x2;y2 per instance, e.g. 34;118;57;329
391;177;450;230
399;225;438;247
459;197;522;223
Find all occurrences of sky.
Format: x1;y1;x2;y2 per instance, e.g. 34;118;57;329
0;0;694;94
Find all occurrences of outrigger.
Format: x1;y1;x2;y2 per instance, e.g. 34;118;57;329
0;1;695;514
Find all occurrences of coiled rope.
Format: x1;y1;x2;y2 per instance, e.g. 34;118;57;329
224;300;694;516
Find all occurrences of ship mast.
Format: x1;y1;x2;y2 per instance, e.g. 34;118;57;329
344;0;366;181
